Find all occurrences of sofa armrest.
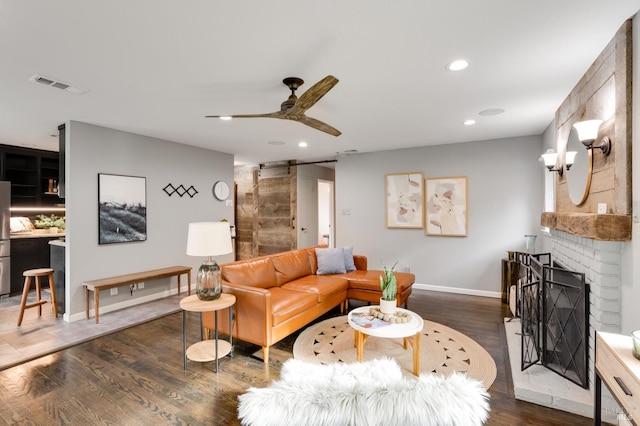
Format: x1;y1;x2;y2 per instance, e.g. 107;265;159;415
354;255;367;271
205;281;273;346
222;281;272;319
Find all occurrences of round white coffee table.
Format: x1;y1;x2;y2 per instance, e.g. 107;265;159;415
347;305;424;375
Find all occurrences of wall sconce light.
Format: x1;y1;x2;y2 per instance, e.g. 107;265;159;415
541;149;576;176
565;150;577;170
572;120;612;156
541;149;562;175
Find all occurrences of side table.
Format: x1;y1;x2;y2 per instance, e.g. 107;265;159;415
180;293;235;373
348;305;424;376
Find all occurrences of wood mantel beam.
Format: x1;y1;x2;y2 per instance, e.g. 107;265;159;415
541;212;631;241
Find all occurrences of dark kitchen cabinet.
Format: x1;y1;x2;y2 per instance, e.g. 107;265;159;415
0;144;62;207
10;237;60;296
50;242;65;314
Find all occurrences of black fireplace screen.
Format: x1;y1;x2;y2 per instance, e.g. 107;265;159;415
516;252;589;389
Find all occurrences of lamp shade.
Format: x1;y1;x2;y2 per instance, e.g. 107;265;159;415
186;221;233;257
541;149;558;168
565;151;577;167
573;120;603;145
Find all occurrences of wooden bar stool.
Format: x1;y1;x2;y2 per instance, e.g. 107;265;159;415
17;268;58;326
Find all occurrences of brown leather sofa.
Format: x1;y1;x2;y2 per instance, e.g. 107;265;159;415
202;247;415;363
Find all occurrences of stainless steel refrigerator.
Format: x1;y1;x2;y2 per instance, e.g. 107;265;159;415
0;181;10;296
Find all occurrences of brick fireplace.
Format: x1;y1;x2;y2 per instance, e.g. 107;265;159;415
505;229;626;421
548;229;624;388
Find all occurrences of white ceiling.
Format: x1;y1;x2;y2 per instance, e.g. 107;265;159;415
1;1;639;166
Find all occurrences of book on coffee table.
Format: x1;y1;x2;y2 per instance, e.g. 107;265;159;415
350;312;391;329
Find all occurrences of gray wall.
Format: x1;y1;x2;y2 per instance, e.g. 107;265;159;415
335;135;544;296
65;121;234;321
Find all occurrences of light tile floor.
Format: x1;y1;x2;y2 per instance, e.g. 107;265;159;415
0;291;182;370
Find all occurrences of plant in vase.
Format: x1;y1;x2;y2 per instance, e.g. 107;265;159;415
34;214;65;233
379;261;398;314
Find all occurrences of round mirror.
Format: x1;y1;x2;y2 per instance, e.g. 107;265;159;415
566;127;592;206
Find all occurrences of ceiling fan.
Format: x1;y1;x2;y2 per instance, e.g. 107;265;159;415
206;75;341;136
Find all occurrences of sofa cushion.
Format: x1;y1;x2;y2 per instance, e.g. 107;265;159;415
306;247;319;274
269;287;318;326
272;250;313;286
316;247;347;275
282;275;348;303
343;246;356;272
222;257;277;289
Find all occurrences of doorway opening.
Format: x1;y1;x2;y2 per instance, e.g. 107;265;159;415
317;180;334;247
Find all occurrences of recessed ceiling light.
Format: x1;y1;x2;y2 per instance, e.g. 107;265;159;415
219;116;232;121
446;59;469;71
298;141;308;148
479;108;505;116
463;119;476;126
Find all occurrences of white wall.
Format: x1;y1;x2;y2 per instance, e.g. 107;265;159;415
335;135;544;295
539;120;557;255
65;121;234;321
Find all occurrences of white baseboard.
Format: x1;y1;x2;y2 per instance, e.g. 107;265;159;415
66;285;187;322
412;283;501;299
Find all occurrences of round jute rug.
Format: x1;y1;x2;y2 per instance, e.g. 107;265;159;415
293;315;497;389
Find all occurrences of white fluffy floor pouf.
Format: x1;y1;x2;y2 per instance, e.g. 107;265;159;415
238;357;490;426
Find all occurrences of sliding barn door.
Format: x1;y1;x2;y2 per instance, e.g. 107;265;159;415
234;163;297;260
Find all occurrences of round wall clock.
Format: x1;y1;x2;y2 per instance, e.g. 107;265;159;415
213;181;230;201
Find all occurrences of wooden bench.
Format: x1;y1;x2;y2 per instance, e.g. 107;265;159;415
83;266;192;324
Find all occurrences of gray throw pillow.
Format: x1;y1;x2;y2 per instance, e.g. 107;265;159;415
316;247;347;275
343;246;356;272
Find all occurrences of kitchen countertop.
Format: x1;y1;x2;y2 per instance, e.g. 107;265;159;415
10;231;66;239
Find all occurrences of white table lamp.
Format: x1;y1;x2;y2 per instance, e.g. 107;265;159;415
186;221;233;300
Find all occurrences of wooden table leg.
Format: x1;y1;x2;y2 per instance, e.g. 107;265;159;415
355;330;364;362
94;289;100;324
187;271;191;295
412;332;420;376
85;286;89;319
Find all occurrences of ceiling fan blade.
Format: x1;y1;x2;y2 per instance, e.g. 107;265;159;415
296;115;342;136
290;75;338;114
205;112;283;119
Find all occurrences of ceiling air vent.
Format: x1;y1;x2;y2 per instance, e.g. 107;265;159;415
34;76;55;86
29;74;89;95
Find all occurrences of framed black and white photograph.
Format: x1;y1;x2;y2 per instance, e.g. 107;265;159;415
98;173;147;244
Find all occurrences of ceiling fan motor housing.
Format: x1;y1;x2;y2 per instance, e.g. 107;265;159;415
281;77;304;110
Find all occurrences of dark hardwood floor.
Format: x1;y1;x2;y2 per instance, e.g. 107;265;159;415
0;290;597;425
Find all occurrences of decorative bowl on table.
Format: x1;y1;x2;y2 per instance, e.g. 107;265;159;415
632;330;640;360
